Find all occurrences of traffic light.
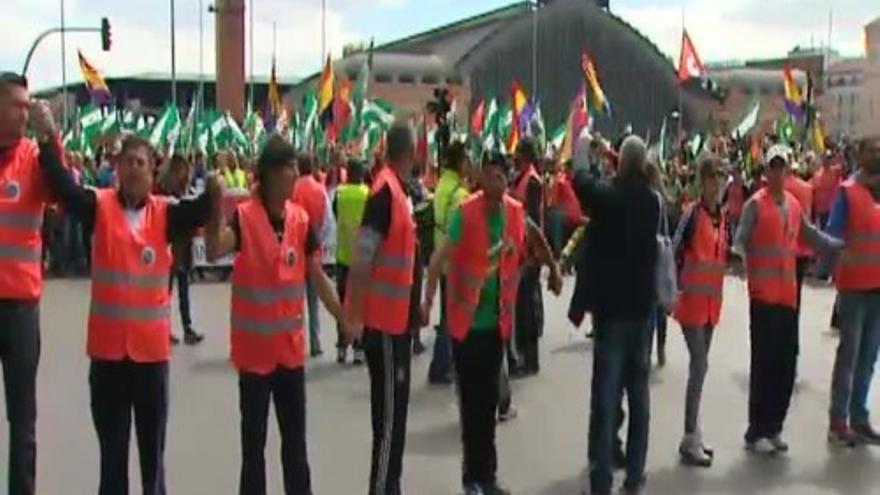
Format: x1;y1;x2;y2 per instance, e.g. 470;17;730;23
101;17;112;51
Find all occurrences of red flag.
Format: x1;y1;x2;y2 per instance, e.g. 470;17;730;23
470;99;485;137
678;30;707;82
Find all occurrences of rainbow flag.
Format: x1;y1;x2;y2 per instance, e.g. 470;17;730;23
508;81;528;152
581;52;610;116
782;65;804;121
558;84;590;164
318;55;335;129
77;50;111;105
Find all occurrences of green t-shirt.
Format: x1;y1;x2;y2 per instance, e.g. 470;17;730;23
447;207;503;332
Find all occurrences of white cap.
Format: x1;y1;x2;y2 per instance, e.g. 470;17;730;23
766;144;790;166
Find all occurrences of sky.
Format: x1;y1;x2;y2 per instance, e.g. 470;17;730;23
4;0;877;91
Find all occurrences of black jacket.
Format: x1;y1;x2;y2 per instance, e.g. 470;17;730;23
569;170;660;321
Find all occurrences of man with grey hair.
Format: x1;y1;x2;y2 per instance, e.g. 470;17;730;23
573;134;659;495
345;123;418;495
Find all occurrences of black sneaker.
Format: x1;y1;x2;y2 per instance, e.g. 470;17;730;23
621;476;646;494
480;482;511;495
853;422;880;445
170;335;180;346
310;345;323;358
183;330;204;346
412;339;426;355
336;347;347;364
428;373;453;386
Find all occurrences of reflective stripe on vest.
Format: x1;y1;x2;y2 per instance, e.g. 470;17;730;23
90;300;171;321
0;211;43;230
92;269;169;289
232;283;306;304
0;243;41;262
232;314;305;335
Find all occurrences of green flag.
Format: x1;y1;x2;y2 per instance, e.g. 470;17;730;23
79;105;103;142
301;90;318;148
148;105;181;149
100;108;120;136
361;99;395;130
733;100;760;138
481;99;499;151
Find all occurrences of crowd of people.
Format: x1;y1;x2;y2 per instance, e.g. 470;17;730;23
2;68;880;495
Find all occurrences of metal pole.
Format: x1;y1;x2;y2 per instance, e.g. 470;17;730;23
171;0;177;108
321;0;326;64
678;8;684;140
249;0;254;109
531;1;537;99
22;27;101;76
60;0;68;127
199;0;204;115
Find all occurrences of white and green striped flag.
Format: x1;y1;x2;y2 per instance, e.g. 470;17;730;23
301;90;318;147
362;99;396;130
100;109;119;135
733;100;761;139
79;105;103;142
148;105;181;149
548;123;566;151
225;112;248;150
481;99;499;151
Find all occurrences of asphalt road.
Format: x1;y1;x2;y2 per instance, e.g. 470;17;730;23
1;276;879;495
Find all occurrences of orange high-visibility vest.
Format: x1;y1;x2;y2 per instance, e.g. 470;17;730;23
726;182;745;222
88;189;173;362
362;166;416;335
834;180;880;291
812;166;841;215
0;139;48;300
446;192;526;341
674;205;727;328
292;175;327;232
231;199;309;374
512;164;541;204
785;175;815;257
746;188;801;308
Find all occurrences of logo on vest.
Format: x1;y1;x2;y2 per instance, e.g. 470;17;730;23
285;247;297;266
3;180;20;200
141;246;156;266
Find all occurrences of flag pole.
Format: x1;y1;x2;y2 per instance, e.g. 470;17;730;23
60;0;68;127
170;0;177;109
678;7;684;143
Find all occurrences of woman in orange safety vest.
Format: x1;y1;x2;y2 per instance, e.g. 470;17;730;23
672;154;727;467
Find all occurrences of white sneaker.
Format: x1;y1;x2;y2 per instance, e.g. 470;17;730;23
769;436;789;453
745;438;776;455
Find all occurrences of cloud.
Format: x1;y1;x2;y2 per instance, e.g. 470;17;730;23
614;0;872;63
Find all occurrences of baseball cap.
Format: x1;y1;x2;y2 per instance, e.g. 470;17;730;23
766;145;790;168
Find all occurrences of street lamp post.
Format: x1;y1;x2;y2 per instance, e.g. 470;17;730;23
171;0;177;108
60;0;68;128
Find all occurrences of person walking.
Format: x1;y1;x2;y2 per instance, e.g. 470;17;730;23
39;129;220;494
160;154;204;346
825;136;880;446
421;152;562;495
334;158;370;365
205;135;345;494
573;135;659;495
0;73;58;495
291;153;329;357
344;124;418;495
672;154;727;467
733;144;842;456
427;141;470;384
509;138;544;376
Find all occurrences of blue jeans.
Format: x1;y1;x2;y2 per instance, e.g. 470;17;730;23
306;279;321;352
829;291;880;425
429;278;452;380
589;316;652;494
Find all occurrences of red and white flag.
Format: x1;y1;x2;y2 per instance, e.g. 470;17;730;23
678;30;707;82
